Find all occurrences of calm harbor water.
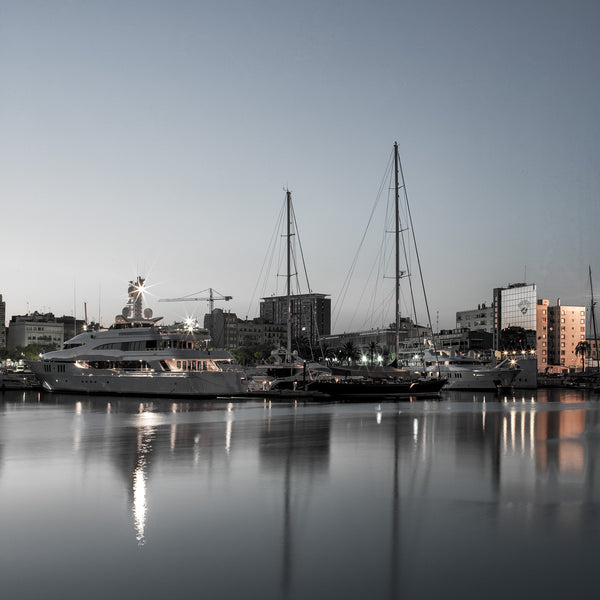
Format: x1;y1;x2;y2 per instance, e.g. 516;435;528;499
1;388;599;600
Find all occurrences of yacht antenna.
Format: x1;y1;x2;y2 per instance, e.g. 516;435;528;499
590;265;599;370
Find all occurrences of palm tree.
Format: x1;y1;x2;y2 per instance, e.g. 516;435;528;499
342;341;360;365
575;341;591;372
368;341;381;366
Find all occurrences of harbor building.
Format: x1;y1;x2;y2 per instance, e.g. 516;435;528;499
260;293;330;348
57;315;86;341
7;312;64;351
204;309;240;349
493;283;537;351
204;308;287;350
237;318;286;349
537;299;586;372
587;337;600;370
456;303;493;333
320;318;432;363
0;294;5;348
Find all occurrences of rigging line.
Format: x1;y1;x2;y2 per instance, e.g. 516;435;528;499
398;150;437;355
263;203;287;300
332;149;395;330
347;186;395;333
292;205;319;361
349;198;392;332
246;199;286;318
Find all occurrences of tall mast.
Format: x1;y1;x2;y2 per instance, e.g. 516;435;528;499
590;265;599;370
394;142;401;363
286;189;293;362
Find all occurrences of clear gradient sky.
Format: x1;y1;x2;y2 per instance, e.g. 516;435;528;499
1;0;599;333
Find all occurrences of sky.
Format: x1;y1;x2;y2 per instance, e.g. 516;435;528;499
1;0;599;333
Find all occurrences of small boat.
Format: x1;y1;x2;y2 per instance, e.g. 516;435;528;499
27;277;247;397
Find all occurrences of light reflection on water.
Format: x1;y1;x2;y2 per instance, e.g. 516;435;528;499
1;388;599;599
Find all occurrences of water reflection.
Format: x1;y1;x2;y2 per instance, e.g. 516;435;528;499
1;389;600;599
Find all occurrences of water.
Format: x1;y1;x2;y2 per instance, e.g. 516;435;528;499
1;388;599;600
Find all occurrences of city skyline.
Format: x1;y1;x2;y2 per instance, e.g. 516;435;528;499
1;1;599;332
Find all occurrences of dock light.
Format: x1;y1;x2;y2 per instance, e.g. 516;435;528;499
361;355;368;364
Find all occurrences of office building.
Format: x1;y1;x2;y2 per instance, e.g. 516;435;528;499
7;312;64;350
493;283;537;351
260;293;330;347
537;299;586;372
456;302;493;333
0;294;5;348
204;309;240;349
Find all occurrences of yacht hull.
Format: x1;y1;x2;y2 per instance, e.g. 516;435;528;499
307;378;446;399
426;367;517;390
28;362;246;397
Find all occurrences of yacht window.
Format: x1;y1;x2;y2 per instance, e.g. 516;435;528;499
176;361;181;369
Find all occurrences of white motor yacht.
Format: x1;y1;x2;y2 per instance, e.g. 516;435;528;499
417;349;519;390
27;278;247;397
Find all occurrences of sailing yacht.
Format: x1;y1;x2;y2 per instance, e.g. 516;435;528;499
308;143;447;399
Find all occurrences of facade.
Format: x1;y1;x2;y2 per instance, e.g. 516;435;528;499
537;299;586;372
203;309;287;350
260;293;330;347
237;318;286;349
0;294;5;348
456;303;493;333
56;315;86;341
493;283;537;351
587;337;600;370
7;312;64;350
204;309;240;349
321;318;433;362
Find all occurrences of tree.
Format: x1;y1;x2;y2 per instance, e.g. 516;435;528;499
341;341;360;365
368;341;381;366
575;341;591;372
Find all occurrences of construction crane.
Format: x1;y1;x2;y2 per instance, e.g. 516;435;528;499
159;288;233;313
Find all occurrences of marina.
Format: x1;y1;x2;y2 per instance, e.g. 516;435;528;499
1;387;599;600
1;3;598;599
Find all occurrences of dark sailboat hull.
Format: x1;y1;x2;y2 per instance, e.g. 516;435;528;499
306;378;447;400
